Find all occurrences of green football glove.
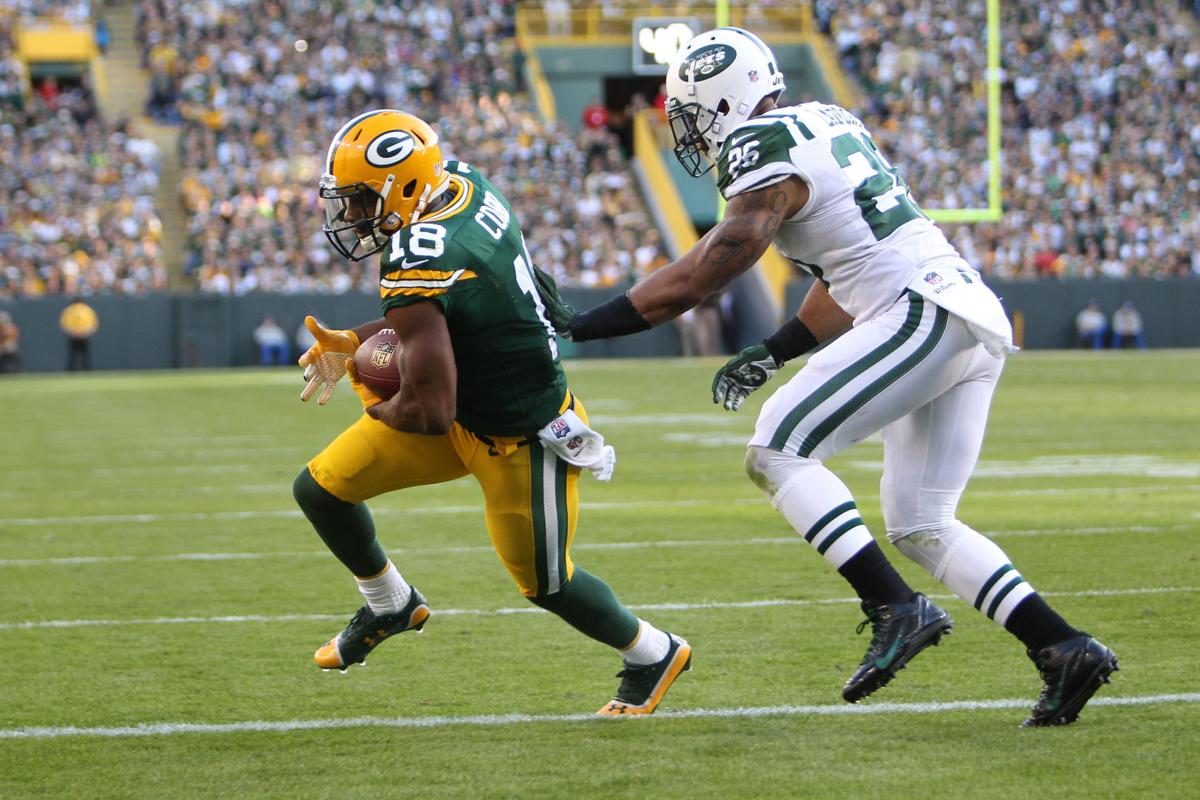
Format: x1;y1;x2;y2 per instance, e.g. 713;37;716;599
532;264;576;337
712;344;781;411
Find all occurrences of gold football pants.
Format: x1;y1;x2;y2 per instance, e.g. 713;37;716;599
307;395;583;598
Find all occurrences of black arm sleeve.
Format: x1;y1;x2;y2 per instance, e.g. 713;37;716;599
763;316;819;364
567;292;652;342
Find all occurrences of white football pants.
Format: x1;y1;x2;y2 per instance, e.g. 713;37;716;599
747;292;1034;624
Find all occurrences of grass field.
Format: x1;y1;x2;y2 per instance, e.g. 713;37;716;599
1;351;1198;799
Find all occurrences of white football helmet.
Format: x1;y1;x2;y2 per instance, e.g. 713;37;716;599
665;27;786;176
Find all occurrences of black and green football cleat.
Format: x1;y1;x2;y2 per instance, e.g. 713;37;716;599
597;633;692;716
1022;634;1119;727
314;588;431;671
842;593;952;703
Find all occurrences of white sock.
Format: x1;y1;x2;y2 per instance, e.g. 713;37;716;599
752;449;874;569
355;561;412;615
891;522;1035;626
621;620;671;665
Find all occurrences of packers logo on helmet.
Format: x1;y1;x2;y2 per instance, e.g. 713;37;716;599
364;131;415;168
320;110;449;261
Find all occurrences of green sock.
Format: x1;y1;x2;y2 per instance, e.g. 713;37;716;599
528;567;640;649
292;468;387;577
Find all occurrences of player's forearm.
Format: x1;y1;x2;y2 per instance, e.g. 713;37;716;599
350;318;391;343
796;280;853;341
568;219;768;342
635;218;769;323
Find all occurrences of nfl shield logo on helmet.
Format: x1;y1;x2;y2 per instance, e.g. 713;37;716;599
748;69;759;83
550;419;570;439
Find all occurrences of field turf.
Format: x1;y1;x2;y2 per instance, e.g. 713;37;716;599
1;351;1198;799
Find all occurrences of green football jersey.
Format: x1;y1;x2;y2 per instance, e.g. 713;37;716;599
377;161;566;437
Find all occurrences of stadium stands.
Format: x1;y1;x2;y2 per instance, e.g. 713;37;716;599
832;0;1200;279
136;0;665;293
0;7;167;300
2;1;1197;299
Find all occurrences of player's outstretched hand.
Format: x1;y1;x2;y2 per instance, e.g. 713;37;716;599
532;264;575;337
298;315;360;405
711;344;780;412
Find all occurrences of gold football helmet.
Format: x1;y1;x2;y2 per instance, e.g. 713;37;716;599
320;109;448;261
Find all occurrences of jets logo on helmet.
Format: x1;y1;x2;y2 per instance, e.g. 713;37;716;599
365;131;416;168
679;43;736;81
665;27;786;177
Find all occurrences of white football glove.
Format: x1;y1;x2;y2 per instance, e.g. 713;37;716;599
711;344;780;412
298;316;360;405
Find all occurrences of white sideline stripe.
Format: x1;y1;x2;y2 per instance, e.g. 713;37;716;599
1;524;1193;568
3;693;1197;740
2;587;1193;631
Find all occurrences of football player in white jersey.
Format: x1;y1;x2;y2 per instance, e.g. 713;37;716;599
545;27;1117;726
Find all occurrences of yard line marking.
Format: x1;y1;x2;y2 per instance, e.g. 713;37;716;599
0;537;801;567
2;587;1193;631
2;523;1194;568
5;486;1200;527
0;499;765;527
4;522;1195;568
2;693;1196;739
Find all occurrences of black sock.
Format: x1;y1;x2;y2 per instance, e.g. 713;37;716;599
837;541;914;607
1004;594;1080;652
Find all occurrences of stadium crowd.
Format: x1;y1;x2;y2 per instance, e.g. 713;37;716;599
830;0;1200;279
135;0;665;294
2;0;1199;298
0;7;168;300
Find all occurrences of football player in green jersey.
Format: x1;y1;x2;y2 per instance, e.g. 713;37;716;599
291;109;690;716
547;28;1117;726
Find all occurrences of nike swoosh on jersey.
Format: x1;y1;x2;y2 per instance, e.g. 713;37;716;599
400;257;430;269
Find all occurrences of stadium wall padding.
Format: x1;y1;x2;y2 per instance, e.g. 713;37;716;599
2;280;1197;373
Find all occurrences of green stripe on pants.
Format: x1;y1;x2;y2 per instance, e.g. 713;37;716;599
529;441;550;596
768;293;926;453
797;302;948;457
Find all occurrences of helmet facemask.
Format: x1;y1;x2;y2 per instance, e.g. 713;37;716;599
666;98;722;178
321;174;396;261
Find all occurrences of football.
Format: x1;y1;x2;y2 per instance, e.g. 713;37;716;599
353;328;403;400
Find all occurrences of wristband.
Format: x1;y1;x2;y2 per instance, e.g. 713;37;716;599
567;292;651;342
763;317;818;364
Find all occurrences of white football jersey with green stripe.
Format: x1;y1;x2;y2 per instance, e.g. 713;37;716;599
718;103;976;325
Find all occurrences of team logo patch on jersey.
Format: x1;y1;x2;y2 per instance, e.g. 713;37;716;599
550;419;570;439
370;342;396;369
679;43;736;82
923;271;944;286
365;130;415;168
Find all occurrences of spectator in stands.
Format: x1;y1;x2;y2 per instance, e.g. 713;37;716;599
60;296;98;370
1075;299;1107;350
0;309;20;373
253;313;290;366
1111;301;1146;349
581;97;609;131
